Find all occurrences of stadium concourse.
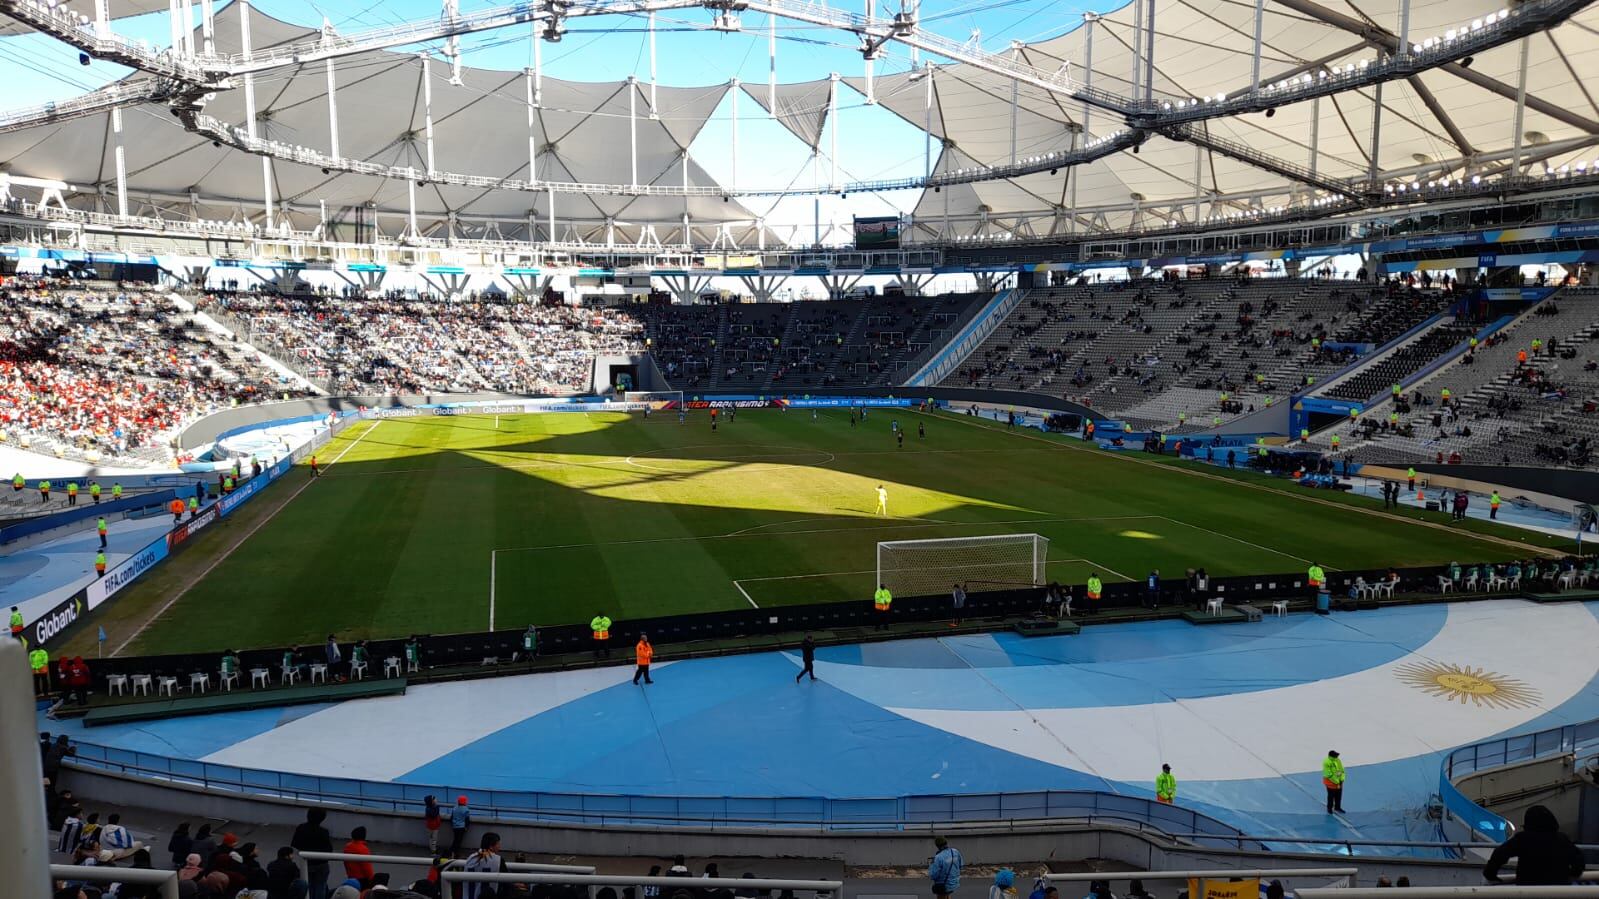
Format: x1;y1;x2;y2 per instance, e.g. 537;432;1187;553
41;599;1599;848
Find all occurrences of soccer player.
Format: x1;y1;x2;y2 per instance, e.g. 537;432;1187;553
678;408;686;424
850;410;857;427
918;421;925;440
875;484;887;516
896;430;904;450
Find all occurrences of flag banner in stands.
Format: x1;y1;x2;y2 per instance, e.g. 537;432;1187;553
1188;880;1259;899
853;216;901;250
84;536;170;608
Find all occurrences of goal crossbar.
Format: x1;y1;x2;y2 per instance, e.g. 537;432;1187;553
876;533;1048;598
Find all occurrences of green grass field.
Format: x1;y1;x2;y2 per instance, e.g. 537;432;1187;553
102;407;1556;656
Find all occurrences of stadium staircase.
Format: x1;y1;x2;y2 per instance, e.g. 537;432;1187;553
706;305;732;389
761;307;805;391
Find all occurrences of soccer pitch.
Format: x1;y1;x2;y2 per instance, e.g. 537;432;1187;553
109;408;1545;655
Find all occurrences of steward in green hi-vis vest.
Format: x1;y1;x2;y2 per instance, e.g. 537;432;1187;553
1155;765;1177;803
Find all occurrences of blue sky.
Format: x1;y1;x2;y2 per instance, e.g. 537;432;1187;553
0;0;1124;229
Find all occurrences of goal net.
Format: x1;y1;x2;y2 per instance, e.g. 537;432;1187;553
624;390;685;410
877;534;1049;598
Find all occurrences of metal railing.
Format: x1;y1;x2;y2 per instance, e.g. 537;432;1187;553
49;864;179;899
62;743;1254;839
300;851;594;875
1439;718;1599;844
1299;889;1599;899
442;871;840;898
1047;868;1358;885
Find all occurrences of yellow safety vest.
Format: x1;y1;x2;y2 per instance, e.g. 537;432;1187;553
873;588;893;610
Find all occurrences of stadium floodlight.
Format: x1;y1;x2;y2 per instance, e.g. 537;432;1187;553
877;533;1049;599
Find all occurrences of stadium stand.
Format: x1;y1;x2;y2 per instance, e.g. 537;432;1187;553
0;279;308;468
626;294;991;392
198;292;646;395
1319;290;1599;466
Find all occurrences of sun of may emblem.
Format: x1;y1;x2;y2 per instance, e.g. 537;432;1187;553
1394;661;1541;709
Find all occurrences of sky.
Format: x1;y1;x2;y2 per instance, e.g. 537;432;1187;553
0;0;1127;233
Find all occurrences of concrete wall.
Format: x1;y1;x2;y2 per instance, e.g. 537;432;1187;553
1457;755;1585;835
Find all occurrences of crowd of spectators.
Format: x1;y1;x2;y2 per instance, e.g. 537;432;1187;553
201;293;644;396
0;278;306;463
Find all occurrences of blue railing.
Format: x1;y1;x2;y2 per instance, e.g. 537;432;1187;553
1438;718;1599;843
65;741;1257;842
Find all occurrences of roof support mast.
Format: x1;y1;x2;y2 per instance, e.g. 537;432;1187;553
828;72;840;190
1249;0;1263;92
1142;0;1155;102
1130;0;1142;103
648;11;658;115
863;0;874;104
324;22;340;159
1009;41;1020;165
238;0;272;230
767;12;777;113
443;0;463;84
422;53;437;175
199;0;213;55
628;75;639;188
111;107;128;218
1512;36;1529;175
730;77;740;187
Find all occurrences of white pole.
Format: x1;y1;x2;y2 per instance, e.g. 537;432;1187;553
1082;15;1094;137
526;67;538;185
111;106;128;218
4;639;53;899
1512;36;1529;176
1308;94;1320;179
730;78;740;188
181;0;195;55
238;0;272;230
199;0;213;55
648;11;658;116
422;53;436;175
326;58;340;159
767;12;777;112
1367;81;1383;183
863;0;875;104
1398;0;1412;55
1250;0;1264;92
1143;0;1155;102
1130;0;1143;102
94;0;109;37
922;62;932;180
168;0;181;60
407;168;418;236
629;75;639;188
828;72;839;189
547;186;555;242
1009;43;1019;165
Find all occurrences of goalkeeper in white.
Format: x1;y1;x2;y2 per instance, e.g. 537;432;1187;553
875;485;888;516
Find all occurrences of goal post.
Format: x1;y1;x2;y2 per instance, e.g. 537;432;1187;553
876;533;1049;598
624;390;685;411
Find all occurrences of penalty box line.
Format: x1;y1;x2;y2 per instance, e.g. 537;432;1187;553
489;514;1164;555
730;558;1137;606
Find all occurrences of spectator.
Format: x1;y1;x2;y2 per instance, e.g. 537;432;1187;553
291;808;333;899
461;832;506;899
188;824;216;868
341;827;373;887
167;822;193;870
449;796;472;857
178;854;204;882
99;813;144;861
928;836;962;899
267;846;308;899
422;795;443;857
1483;804;1586;884
330;878;363;899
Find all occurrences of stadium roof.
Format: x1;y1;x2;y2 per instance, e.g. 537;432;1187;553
0;0;1595;243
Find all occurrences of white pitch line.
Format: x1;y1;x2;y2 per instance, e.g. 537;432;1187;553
111;420;381;656
734;558;1095;584
732;580;760;608
489;549;498;632
492;514;1163;554
1154;515;1319;566
1074;556;1134;581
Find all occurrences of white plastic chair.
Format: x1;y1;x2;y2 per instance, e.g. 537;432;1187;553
157;676;178;697
1271;600;1289;617
308;663;328;684
1375;579;1396;599
131;674;152;696
1437;575;1454;594
1206;598;1223;616
188;673;210;694
106;674;127;696
1558;570;1576;591
1464;571;1480;592
1353;577;1373;600
350;660;369;681
383;656;402;678
249;668;270;688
